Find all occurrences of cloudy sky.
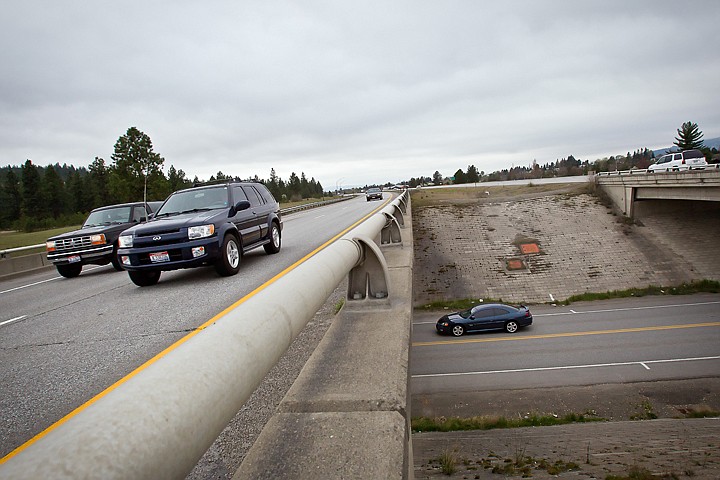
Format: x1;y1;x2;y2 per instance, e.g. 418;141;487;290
2;1;719;189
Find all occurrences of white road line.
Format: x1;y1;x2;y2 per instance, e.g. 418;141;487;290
411;355;720;378
0;265;106;295
534;301;720;317
1;276;60;294
0;315;27;327
413;300;720;324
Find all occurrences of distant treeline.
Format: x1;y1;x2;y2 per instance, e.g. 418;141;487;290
0;160;324;232
406;146;718;188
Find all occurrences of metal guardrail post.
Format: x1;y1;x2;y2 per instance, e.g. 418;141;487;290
0;191;409;479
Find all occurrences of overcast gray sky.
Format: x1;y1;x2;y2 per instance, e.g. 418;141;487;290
2;1;719;189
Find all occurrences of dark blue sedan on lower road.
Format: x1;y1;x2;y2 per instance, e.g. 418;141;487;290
436;303;532;337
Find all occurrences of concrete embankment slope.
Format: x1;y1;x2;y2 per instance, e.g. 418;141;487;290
412;183;720;305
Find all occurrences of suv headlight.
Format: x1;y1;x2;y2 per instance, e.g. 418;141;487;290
118;235;134;248
188;224;215;240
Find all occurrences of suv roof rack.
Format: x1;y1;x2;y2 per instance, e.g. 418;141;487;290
192;177;249;188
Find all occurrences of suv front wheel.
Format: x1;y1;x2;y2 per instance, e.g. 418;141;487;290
215;233;241;276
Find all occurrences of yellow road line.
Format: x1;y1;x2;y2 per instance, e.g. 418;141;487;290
1;196;391;464
412;321;720;347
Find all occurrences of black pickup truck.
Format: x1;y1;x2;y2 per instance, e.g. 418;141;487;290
117;181;282;286
46;201;163;278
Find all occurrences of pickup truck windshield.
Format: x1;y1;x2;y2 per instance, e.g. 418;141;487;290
83;206;132;227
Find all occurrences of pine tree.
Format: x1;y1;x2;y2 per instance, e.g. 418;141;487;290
21;160;43;219
109;127;165;202
673;121;704;150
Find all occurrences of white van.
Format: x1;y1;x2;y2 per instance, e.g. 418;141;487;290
648;149;708;172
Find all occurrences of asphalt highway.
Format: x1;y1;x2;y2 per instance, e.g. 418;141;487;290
0;194;387;459
411;294;720;394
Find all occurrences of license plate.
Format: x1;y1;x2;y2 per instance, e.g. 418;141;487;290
149;251;170;263
67;255;81;263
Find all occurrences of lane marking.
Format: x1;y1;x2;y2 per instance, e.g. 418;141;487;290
0;315;27;327
536;301;720;317
412;355;720;378
0;265;107;295
412;300;720;325
412;321;720;347
1;196;393;464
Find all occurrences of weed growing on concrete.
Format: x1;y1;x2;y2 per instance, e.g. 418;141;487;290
630;400;658;420
333;299;345;315
605;465;662;479
411;412;606;433
438;450;457;475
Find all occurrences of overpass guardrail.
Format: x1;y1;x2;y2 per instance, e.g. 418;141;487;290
0;191;413;479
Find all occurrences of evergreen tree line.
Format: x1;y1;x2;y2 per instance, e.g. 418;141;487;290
410;120;718;187
0;127;325;231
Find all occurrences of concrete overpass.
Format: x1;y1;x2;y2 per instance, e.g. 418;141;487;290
595;167;720;218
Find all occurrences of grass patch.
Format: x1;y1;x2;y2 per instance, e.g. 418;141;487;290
605;465;663;479
412;412;606;433
682;407;720;419
0;226;80;252
416;281;720;311
558;280;720;305
333;299;345;315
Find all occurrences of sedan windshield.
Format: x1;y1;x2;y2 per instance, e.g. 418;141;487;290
458;308;473;319
156;187;228;217
83;206;132;227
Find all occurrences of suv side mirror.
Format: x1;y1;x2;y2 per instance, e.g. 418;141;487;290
234;200;251;211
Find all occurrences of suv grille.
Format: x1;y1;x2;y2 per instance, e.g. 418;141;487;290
54;236;92;251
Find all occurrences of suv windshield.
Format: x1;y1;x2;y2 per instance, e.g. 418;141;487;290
83;206;132;227
156;186;229;217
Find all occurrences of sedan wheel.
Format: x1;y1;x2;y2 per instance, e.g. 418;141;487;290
505;321;518;333
451;325;465;337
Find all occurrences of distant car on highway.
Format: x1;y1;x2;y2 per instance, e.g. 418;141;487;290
436;303;533;336
365;187;383;201
648;149;708;172
46;201;163;278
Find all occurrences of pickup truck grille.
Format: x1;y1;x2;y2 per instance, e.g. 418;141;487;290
54;236;92;251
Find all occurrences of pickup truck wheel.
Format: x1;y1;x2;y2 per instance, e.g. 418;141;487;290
56;263;82;278
215;234;241;276
111;246;124;271
128;270;161;287
263;222;281;254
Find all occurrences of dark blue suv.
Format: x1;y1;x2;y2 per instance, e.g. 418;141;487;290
118;181;282;286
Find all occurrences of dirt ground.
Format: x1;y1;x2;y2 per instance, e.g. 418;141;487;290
410;183;720;479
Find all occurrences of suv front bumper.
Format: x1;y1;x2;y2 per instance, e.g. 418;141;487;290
118;237;221;271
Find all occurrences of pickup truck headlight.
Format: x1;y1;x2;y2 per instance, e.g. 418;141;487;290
46;241;56;252
118;235;134;248
188;224;215;240
90;234;107;245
